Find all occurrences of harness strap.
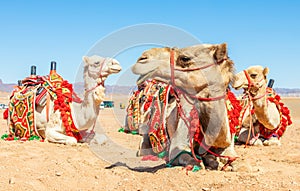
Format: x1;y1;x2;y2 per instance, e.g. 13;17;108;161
242;70;267;146
169;49;235;169
170;50;176;86
46;93;50;122
174;63;215;72
170;50;226;101
85;58;107;93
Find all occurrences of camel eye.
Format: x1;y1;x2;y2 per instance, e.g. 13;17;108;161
95;61;100;65
250;74;257;78
180;56;191;62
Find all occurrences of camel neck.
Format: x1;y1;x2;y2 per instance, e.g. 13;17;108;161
71;75;101;130
252;89;280;130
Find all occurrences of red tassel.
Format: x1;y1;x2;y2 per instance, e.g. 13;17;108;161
3;108;8;120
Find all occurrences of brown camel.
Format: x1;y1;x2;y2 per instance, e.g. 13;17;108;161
130;43;237;170
232;65;292;146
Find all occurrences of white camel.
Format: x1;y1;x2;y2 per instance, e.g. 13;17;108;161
33;55;122;144
232;65;292;146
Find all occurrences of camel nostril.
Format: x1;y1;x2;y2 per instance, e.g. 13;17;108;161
137;56;147;62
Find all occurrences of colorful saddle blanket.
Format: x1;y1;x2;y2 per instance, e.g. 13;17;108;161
259;88;292;139
8;86;39;139
126;80;174;153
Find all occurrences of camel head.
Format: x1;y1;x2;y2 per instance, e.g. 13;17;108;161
132;43;234;97
83;55;122;80
132;43;235;148
232;65;268;97
82;55;122;104
131;47;175;84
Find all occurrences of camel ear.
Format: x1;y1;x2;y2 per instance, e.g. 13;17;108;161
82;56;89;63
263;67;269;77
214;43;228;63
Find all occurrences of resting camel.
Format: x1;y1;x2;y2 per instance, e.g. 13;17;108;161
232;65;292;146
131;43;237;170
29;55;121;144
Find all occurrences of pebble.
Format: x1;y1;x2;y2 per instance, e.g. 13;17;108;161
55;171;63;176
9;177;15;184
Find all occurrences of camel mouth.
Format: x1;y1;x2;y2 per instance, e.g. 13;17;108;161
232;84;243;90
232;83;248;90
110;65;122;73
131;61;161;76
110;68;122;73
136;69;155;85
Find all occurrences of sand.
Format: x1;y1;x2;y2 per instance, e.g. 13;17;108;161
0;93;299;191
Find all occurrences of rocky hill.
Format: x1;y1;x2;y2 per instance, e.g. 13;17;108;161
0;79;16;93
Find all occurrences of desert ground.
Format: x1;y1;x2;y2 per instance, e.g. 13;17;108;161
0;92;299;191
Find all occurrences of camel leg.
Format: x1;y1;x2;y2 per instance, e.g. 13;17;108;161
222;134;238;157
45;113;77;145
34;112;47;139
218;135;239;171
137;124;155;156
168;119;200;167
237;127;263;146
45;127;77;145
263;136;281;146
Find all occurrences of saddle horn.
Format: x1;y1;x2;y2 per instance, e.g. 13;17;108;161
18;80;22;86
267;79;274;88
50;61;56;71
30;65;36;76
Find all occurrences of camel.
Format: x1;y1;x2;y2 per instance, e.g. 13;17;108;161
232;65;292;146
130;43;237;170
14;55;121;145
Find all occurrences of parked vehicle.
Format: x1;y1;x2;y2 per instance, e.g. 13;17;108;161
0;104;8;109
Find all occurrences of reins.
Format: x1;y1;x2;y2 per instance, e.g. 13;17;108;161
175;93;237;169
169;49;237;169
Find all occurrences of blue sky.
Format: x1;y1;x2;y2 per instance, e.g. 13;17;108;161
0;0;299;88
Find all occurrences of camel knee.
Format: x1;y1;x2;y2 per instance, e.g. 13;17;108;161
202;154;219;170
137;135;154;156
65;137;78;145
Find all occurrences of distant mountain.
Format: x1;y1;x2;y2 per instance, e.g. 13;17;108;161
274;88;300;97
0;79;299;97
0;79;16;93
73;82;136;95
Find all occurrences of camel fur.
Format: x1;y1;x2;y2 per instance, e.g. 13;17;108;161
130;43;237;170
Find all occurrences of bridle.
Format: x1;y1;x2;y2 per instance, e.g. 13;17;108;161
73;58;107;103
243;70;266;100
242;70;267;147
85;58;107;93
169;49;226;101
76;58;107;140
169;49;237;170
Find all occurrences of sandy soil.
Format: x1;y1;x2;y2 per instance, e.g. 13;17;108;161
0;93;299;191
